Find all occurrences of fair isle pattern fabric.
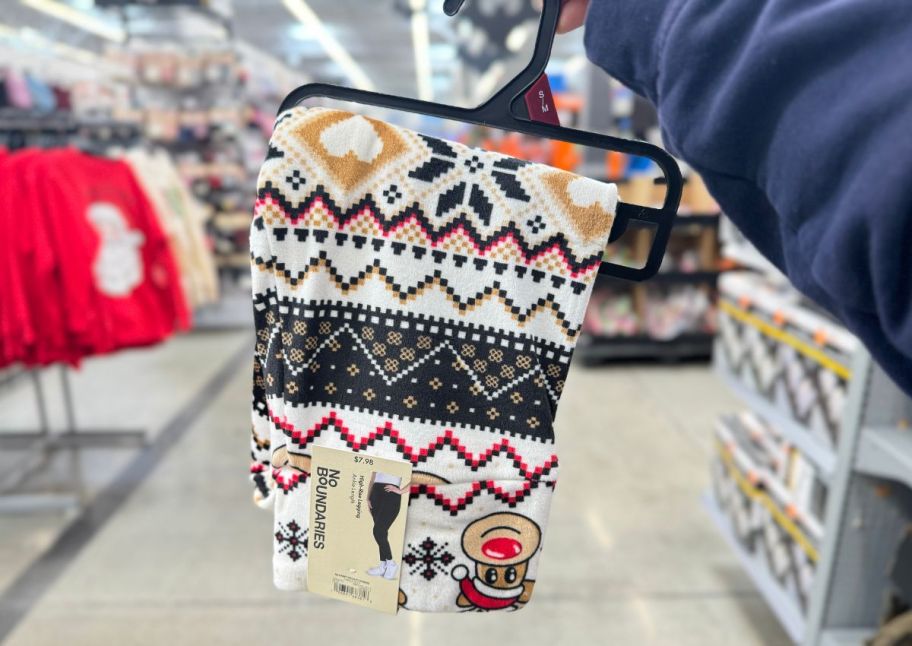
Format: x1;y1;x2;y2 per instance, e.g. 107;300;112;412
250;107;617;612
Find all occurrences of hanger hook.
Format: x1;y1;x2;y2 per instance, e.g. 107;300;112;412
442;0;466;16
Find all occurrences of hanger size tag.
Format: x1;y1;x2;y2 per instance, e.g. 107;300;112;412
523;74;560;126
307;446;412;614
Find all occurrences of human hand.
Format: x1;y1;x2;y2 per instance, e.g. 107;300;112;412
384;484;402;494
557;0;589;34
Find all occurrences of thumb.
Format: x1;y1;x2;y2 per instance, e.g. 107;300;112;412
556;0;589;34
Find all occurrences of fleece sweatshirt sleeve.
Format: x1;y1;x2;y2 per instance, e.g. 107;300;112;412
583;0;912;394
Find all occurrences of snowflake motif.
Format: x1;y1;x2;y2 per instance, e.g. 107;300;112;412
527;213;546;235
463;154;484;173
275;520;308;562
286;169;305;190
382;183;403;205
403;537;456;581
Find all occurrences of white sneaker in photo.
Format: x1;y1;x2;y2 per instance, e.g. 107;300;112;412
382;561;399;580
366;563;386;576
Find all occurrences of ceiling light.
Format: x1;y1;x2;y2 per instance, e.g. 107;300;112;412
236;40;298;79
20;0;126;42
0;23;19;39
20;26;101;66
0;22;116;71
409;0;433;101
282;0;374;91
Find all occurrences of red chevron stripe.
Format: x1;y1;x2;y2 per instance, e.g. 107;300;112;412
273;468;309;492
270;466;553;514
255;197;600;278
411;480;556;516
268;408;558;481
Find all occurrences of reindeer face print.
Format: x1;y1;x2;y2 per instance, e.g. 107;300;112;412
451;512;542;611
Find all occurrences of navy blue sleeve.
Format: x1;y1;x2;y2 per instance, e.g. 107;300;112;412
583;0;912;393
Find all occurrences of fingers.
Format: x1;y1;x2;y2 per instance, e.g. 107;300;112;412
556;0;589;34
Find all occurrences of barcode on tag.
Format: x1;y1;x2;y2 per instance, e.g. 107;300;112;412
333;577;371;602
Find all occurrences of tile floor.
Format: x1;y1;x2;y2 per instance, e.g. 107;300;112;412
0;332;791;645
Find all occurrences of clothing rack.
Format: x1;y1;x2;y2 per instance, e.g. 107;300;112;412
0;365;147;514
0;112;142;151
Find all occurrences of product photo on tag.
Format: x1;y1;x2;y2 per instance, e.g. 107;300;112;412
307;446;413;614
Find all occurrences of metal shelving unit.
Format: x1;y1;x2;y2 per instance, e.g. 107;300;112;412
708;313;912;645
633;269;721;286
714;361;838;478
578;332;714;363
579;197;721;364
855;426;912;489
703;492;807;643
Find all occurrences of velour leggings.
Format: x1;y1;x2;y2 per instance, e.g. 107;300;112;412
369;483;402;561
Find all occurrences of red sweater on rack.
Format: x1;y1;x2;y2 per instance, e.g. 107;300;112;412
39;149;190;357
0;149;190;367
1;150;53;365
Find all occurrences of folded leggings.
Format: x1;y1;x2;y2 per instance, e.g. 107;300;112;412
249;106;618;612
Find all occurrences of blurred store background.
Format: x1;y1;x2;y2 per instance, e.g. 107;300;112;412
1;2;911;645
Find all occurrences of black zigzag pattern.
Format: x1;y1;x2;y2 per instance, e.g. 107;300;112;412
251;292;574;357
253;252;583;338
252;295;569;439
262;227;587;294
256;183;604;275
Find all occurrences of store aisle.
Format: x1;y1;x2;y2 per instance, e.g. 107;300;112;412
1;341;790;645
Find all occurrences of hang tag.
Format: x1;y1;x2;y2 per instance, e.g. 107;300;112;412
307;446;412;614
523;73;560;126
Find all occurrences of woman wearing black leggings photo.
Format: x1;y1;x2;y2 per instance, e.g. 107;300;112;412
365;471;409;580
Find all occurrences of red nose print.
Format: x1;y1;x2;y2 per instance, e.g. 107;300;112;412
481;537;522;560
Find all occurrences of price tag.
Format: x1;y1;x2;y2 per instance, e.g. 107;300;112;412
307;446;412;614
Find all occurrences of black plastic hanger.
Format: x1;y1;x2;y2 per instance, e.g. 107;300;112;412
277;0;682;281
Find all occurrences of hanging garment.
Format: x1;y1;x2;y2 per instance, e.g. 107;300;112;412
0;148;189;367
24;73;56;114
126;148;219;308
0;149;71;365
37;149;190;355
0;150;39;365
249;107;618;612
4;69;32;110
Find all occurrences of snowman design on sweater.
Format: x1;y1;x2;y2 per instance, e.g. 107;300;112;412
249;107;618;612
88;202;145;297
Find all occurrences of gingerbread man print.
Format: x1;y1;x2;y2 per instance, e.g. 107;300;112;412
451;512;541;611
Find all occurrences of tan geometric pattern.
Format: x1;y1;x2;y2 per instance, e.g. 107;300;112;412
257;106;617;276
292;111;410;193
252;254;586;341
255;200;588;276
250;107;619;612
